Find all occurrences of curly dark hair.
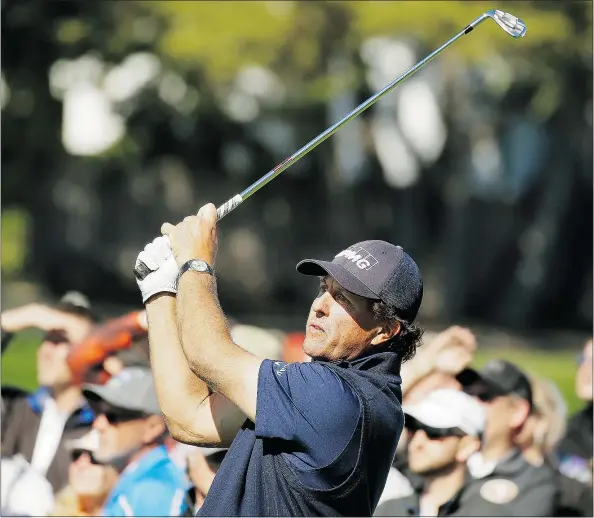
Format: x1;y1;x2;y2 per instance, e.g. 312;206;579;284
371;301;424;362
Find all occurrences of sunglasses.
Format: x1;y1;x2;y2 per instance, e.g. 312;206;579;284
42;329;72;346
71;449;102;465
407;423;466;440
92;402;147;425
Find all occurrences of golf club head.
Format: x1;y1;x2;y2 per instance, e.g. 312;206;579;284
488;10;527;38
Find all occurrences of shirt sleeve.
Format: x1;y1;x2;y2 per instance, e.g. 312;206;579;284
123;479;188;516
255;360;361;469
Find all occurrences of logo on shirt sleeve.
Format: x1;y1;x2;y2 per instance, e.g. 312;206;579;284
273;361;288;377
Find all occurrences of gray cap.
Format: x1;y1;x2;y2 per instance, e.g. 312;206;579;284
82;367;161;415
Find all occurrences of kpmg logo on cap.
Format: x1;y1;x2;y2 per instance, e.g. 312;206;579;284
335;246;379;271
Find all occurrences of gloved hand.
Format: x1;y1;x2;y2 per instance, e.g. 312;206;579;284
135;236;179;303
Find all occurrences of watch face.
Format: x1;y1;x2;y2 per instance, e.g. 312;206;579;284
193;260;208;272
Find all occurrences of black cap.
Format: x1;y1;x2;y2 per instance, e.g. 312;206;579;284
296;240;423;322
457;360;533;410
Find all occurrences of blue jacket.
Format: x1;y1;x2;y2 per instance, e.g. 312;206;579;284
102;445;189;517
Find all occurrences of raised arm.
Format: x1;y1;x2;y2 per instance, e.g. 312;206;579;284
161;204;263;422
136;237;247;447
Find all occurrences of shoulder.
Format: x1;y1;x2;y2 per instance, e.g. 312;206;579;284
262;360;358;399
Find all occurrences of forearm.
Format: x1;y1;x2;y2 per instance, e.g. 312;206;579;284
145;295;211;433
176;271;261;420
176;273;236;391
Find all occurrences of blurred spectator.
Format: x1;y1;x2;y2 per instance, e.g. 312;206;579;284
1;454;55;516
82;367;188;516
230;323;284;360
515;376;567;467
401;326;476;403
66;310;149;386
378;326;477;506
457;360;558;516
1;292;96;492
375;389;510;516
52;430;118;516
555;339;593;517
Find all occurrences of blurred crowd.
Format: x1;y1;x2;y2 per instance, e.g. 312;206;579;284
0;292;592;517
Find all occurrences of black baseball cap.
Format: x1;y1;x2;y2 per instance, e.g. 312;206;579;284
296;240;423;322
457;360;533;410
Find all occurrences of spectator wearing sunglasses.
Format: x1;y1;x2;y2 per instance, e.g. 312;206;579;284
456;360;558;516
1;292;96;493
374;388;510;516
82;367;189;517
52;430;118;516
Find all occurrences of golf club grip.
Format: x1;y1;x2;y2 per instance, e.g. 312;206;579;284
132;194;243;281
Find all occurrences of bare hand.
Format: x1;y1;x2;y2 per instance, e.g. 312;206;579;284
426;326;477;375
161;203;218;268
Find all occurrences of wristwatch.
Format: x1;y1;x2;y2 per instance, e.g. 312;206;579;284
178;259;214;281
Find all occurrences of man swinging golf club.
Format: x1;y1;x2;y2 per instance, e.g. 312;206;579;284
135;203;424;516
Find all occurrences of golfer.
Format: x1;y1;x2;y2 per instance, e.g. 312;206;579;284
135;203;424;516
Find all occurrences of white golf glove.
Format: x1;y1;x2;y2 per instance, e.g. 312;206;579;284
135;236;179;303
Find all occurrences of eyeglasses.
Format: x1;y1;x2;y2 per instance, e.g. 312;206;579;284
408;424;466;440
71;449;102;465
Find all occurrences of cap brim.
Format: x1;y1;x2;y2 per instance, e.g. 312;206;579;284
456;368;507;396
82;384;140;413
296;259;380;300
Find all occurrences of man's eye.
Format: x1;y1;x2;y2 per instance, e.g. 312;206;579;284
318;285;327;295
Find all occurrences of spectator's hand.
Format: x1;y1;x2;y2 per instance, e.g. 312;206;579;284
426;326;477;375
161;203;218;268
187;448;216;497
135;236;179;303
1;303;76;333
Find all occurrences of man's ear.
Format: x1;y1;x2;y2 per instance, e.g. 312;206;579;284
455;435;480;463
142;414;166;444
370;321;401;346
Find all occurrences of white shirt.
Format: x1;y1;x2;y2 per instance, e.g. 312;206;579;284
1;455;55;516
30;397;69;476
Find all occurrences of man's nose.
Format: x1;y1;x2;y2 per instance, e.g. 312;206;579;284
312;291;331;316
93;414;109;430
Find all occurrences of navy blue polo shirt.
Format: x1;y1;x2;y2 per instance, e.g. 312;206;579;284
198;351;404;517
255;360;361;489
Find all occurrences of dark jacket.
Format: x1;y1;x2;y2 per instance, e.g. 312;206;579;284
462;449;559;516
555;403;593;516
374;479;514;517
1;387;94;493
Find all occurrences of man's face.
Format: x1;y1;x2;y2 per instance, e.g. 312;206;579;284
69;450;118;497
467;383;526;447
37;316;92;388
91;404;148;464
576;340;593;401
302;276;388;361
407;425;464;475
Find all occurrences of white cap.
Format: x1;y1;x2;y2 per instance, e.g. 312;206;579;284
403;388;486;437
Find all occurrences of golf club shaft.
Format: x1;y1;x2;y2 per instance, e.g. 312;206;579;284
215;13;489;221
134;13;490;280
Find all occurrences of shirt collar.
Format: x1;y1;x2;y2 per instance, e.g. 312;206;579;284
318;350;401;377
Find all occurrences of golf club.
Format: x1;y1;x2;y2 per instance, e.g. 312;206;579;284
134;9;526;280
